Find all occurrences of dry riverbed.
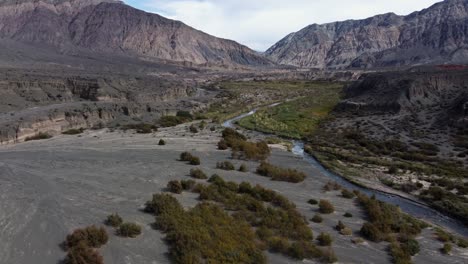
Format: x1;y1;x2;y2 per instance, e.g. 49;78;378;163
0;123;466;264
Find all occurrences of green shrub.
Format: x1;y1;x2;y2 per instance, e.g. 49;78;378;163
64;241;104;264
158;139;166;145
190;168;208;179
360;222;382;242
340;227;353;236
311;214;323;223
221;128;271;160
176;111;193;120
217;161;235;170
62;128;85;135
308;199;318;205
317;232;333;246
257;162;306;183
167;180;183;194
105;213;123;227
159;116;185;127
319;200;334;214
218;139;229;150
25;132;52;141
180;152;193;161
66;226;108;249
288;241;322;260
343;212;353;218
268;236;290;254
239;163;248;172
322;247;338;263
190;156;201;165
341;189;355;199
441;243;452;254
122;123;157;134
181;180;196;190
117;222;142;238
401;238;420;256
389;241;412;264
458;238;468;248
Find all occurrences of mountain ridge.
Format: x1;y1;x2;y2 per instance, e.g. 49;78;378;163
0;0;271;67
265;0;468;68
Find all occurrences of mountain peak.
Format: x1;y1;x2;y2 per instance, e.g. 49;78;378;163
266;0;468;68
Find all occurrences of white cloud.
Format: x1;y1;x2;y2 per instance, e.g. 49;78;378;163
124;0;442;51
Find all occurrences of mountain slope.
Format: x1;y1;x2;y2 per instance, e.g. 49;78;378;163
0;0;271;67
265;0;468;68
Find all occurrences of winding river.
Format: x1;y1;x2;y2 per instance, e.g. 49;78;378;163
223;106;468;237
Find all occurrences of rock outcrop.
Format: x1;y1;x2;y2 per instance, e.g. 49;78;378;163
337;66;468;129
0;0;271;67
266;0;468;68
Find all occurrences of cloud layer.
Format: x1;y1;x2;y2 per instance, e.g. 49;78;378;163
124;0;442;51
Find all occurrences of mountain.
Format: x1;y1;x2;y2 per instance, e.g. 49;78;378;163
0;0;271;67
265;0;468;69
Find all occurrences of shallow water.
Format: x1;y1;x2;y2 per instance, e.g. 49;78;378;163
224;106;468;237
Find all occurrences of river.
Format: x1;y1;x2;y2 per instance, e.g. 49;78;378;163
223;106;468;237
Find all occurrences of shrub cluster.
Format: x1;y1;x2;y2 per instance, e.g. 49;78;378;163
63;226;108;264
216;161;235;170
311;214;323;223
25;132;52;141
122;123;158;134
319;200;335;214
179;152;201;165
159;111;193;127
317;233;333;246
145;194;265;263
117;222;142;238
167;180;183;194
189;168;208;179
105;213;123;228
220;128;270;160
323;181;342;192
256;161;307;183
341;188;355;199
146;177;337;262
62;128;85;135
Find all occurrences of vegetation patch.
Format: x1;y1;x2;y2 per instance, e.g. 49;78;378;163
189;168;208;179
236;82;344;139
62;226;108;264
216;161;236;171
25;132;52;141
122;123;157;134
62;128;85;135
145;177;336;263
256;161;306;183
117;222;142;238
105;213;123;228
319;200;335;214
220;128;271;160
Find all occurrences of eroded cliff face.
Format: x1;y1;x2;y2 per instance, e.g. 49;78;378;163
0;71;207;144
0;0;271;67
266;0;468;68
337;68;468;129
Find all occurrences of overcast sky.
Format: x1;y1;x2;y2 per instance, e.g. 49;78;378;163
124;0;442;51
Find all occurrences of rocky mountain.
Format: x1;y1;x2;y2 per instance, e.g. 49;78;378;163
0;0;271;67
266;0;468;69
